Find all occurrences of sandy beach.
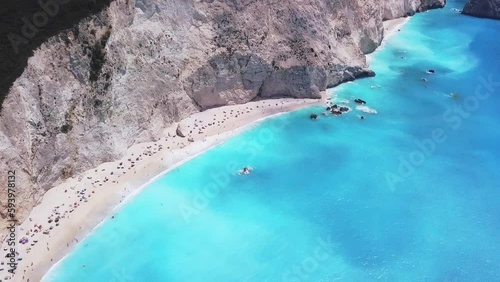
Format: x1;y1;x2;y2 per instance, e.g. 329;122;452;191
1;96;326;282
0;16;410;282
366;17;410;65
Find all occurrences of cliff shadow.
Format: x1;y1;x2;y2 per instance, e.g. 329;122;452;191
0;0;113;113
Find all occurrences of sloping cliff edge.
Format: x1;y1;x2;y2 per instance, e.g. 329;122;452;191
463;0;500;19
0;0;446;237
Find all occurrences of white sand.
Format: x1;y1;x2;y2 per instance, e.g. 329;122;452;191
0;95;326;282
366;17;410;65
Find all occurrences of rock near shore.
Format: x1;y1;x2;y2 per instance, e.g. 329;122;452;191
0;0;445;237
463;0;500;19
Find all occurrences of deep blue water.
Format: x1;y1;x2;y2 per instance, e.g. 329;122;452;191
45;1;500;281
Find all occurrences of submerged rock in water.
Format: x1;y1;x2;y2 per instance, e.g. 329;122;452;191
354;98;366;105
339;106;350;113
310;114;319;120
329;104;350;115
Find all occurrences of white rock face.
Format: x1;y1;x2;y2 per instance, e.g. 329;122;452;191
0;0;445;233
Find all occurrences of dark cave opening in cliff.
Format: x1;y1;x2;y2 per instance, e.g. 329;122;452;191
0;0;113;112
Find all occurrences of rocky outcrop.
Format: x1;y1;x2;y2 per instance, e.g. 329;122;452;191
463;0;500;19
381;0;446;20
176;123;187;138
355;98;367;105
0;0;445;236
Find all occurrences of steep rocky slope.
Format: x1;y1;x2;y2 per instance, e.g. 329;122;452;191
463;0;500;19
0;0;445;236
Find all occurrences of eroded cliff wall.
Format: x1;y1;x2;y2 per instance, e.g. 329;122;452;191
0;0;445;235
463;0;500;19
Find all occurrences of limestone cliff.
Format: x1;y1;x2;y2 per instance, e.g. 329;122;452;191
0;0;445;236
463;0;500;19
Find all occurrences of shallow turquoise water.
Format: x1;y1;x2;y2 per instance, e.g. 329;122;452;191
46;1;500;281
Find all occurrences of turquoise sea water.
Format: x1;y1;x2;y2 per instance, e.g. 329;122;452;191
45;1;500;281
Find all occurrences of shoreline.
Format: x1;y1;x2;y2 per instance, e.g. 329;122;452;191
42;107;313;281
1;16;412;282
366;17;411;65
1;96;325;282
